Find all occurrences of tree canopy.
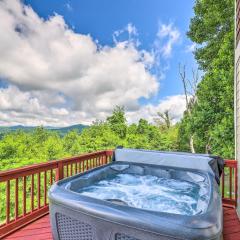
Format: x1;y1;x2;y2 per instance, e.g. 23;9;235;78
178;0;234;158
0;107;180;171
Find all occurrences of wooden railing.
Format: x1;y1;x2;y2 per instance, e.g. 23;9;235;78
0;150;113;238
221;160;238;207
0;153;237;239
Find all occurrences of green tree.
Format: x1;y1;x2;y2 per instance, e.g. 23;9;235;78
106;106;127;138
63;130;81;156
179;0;234;158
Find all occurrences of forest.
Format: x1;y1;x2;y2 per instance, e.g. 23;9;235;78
0;0;235;171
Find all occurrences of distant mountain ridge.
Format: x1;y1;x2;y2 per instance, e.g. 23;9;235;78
0;124;88;136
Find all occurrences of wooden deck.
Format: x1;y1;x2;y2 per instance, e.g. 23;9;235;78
223;207;240;240
3;206;240;240
4;215;52;240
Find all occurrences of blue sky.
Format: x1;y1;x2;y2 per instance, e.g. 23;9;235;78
0;0;197;126
26;0;196;99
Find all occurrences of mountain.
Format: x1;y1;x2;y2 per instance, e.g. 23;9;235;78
0;124;88;136
49;124;87;136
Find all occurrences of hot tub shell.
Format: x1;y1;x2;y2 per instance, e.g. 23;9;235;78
49;148;224;240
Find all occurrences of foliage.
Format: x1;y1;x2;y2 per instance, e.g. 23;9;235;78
178;0;234;158
106;106;127;139
0;107;179;171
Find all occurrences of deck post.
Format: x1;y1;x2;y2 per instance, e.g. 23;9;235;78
235;0;240;216
56;161;64;181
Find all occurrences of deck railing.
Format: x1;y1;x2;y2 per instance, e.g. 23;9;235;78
0;152;237;238
221;160;238;207
0;150;113;238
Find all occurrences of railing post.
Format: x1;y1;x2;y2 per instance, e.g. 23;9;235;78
102;155;107;165
105;150;114;164
222;160;238;207
235;164;238;207
56;161;64;181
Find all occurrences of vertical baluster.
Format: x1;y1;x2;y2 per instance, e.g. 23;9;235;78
229;167;232;199
6;180;10;223
234;167;238;203
66;165;69;177
222;167;225;199
23;176;26;216
38;172;41;209
15;178;18;220
75;162;78;174
103;155;107;165
80;161;83;172
90;158;93;169
70;164;73;176
86;160;89;170
56;162;64;181
50;169;53;185
31;174;34;211
44;171;47;206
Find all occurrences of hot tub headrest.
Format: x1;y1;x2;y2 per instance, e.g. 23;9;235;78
113;148;224;184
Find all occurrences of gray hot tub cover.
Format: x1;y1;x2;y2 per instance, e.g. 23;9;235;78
113;148;224;184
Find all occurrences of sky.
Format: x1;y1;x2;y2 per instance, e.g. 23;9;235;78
0;0;197;126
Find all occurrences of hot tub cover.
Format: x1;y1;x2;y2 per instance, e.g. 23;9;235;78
113;148;224;184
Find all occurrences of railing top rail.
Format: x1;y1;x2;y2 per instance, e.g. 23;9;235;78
0;150;113;182
0;153;235;178
224;159;237;167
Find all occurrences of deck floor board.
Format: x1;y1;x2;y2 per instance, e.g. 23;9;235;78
4;207;240;240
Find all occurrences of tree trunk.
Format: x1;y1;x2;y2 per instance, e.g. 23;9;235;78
190;135;195;153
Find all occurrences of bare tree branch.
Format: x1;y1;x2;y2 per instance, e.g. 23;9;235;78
154;110;173;130
179;63;200;153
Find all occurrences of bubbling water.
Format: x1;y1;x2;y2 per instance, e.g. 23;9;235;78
77;173;205;215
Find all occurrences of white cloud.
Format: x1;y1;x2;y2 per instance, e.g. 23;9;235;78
0;85;186;126
0;0;158;118
0;0;184;126
0;85;99;126
126;95;186;124
185;43;196;53
155;23;180;58
65;3;73;11
113;23;140;47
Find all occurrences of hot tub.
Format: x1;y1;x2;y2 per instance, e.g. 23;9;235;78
49;148;224;240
